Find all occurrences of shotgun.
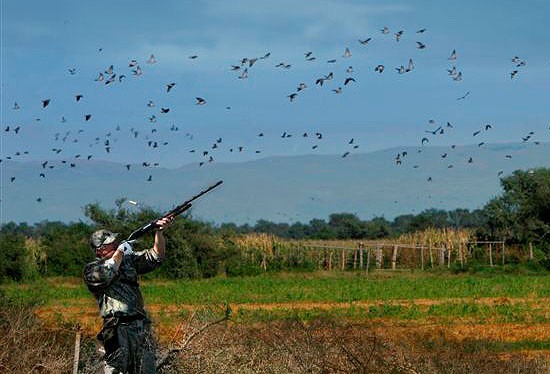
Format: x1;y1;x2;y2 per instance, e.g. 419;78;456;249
126;180;223;241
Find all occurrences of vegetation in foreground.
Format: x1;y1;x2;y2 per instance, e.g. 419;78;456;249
1;295;548;374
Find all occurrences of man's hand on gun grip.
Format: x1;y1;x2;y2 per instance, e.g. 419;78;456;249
155;216;174;232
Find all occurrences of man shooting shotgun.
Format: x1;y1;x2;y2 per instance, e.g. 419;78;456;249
83;180;222;373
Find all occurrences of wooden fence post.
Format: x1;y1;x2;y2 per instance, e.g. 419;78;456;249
376;245;383;269
502;242;505;266
341;249;346;271
262;253;267;271
529;242;534;260
366;247;371;275
353;249;358;269
391;245;398;270
73;330;81;374
420;246;424;270
359;244;364;270
489;243;493;267
328;250;333;271
438;247;445;267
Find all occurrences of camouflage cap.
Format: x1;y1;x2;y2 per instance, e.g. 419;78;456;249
90;229;119;249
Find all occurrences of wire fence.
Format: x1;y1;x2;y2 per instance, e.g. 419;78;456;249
297;240;513;272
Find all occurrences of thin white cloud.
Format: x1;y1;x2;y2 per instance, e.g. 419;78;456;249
126;1;412;72
204;0;412;38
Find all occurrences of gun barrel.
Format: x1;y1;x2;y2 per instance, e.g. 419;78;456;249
126;180;223;241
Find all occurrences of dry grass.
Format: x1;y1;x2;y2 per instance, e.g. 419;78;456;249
1;303;548;374
172;319;549;374
0;304;75;373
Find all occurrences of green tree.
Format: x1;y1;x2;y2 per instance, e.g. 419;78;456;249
500;169;550;243
0;231;27;281
364;217;392;239
328;213;366;239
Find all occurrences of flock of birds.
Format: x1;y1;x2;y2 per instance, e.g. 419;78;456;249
2;25;548;206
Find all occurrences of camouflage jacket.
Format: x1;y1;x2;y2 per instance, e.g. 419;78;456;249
83;249;163;319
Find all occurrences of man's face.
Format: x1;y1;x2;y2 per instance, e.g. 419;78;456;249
95;241;118;259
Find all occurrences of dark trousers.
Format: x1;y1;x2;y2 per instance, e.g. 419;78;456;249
99;318;156;374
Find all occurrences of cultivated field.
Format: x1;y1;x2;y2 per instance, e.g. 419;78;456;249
1;270;549;373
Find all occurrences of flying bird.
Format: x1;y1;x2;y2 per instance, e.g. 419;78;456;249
166;83;176;92
195;97;207;105
448;49;457;60
42;99;51;108
132;66;143;76
238;68;249;79
342;47;352;58
394;30;404;42
406;59;414;72
344;77;356;85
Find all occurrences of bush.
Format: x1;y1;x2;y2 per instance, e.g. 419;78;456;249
0;232;27;282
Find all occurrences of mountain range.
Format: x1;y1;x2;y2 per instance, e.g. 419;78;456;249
1;142;548;225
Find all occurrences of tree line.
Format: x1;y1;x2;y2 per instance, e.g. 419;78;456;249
1;168;548;281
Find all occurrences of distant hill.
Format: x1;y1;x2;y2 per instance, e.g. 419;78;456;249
1;142;548;225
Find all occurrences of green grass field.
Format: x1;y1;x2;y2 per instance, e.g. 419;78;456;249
2;271;549;307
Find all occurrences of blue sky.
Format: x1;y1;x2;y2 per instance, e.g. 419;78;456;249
2;0;549;168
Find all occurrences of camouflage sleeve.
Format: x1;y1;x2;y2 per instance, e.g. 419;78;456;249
83;260;118;292
132;249;164;275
